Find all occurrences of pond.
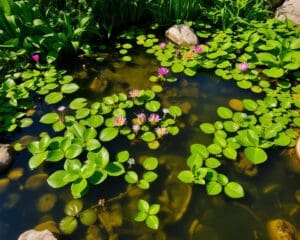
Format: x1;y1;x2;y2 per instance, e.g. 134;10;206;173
1;47;300;240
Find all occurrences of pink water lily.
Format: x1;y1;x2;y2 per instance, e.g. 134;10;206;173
129;89;141;98
194;45;202;54
157;67;169;75
155;127;168;138
32;54;40;62
238;62;249;72
148;113;161;124
136;113;147;124
132;124;140;133
159;42;167;48
113;116;126;127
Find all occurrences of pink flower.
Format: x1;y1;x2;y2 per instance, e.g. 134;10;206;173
155;127;168;138
238;62;249;72
175;50;180;57
136;113;147;124
132;124;140;133
194;45;202;54
129;89;141;98
157;67;169;75
32;54;40;62
113;116;126;127
148;113;161;124
159;42;167;48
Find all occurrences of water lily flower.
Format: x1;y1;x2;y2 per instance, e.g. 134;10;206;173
57;105;66;112
162;108;169;114
155;127;168;138
136;113;147;124
32;54;40;62
129;89;141;98
194;45;202;54
132;124;140;133
148;113;161;124
159;42;167;48
113;116;126;127
238;62;249;72
127;158;135;168
183;52;194;59
157;67;169;75
175;50;180;57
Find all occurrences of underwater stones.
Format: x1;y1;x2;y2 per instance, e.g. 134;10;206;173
14;135;36;150
25;173;48;190
234;152;258;177
0;178;10;193
284;148;300;174
0;144;13;173
228;99;244;111
275;0;300;25
36;193;57;213
8;168;24;181
86;225;103;240
267;219;297;240
18;229;57;240
165;24;198;46
98;204;122;233
89;75;109;94
189;220;220;240
34;220;60;235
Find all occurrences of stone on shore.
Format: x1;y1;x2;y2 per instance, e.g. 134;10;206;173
275;0;300;25
0;144;13;173
165;24;198;46
18;229;57;240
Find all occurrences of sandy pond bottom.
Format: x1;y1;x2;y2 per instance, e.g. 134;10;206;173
0;50;300;240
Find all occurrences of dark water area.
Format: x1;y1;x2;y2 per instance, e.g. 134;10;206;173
0;49;300;240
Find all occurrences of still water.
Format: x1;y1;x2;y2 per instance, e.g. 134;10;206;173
0;49;299;240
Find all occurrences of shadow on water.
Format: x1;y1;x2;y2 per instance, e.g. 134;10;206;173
0;49;300;240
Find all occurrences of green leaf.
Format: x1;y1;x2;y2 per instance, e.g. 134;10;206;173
177;170;194;183
262;68;284;78
79;209;97;226
290;38;300;50
172;63;184;73
256;52;277;64
105;162;125;176
242;99;257;111
168;106;182;118
217;107;233;119
244;147;267;164
65;144;82;159
45;92;63;104
149;204;160;215
86;139;101;151
99;127;119;142
145;100;161;112
137;179;150;189
59;216;78;235
223;147;237;160
71;178;88;198
142;157;158;170
116;150;130;162
190;144;209;158
47;170;69;188
124;171;138;183
29;151;48;169
75;108;90;119
206;181;222;195
122;56;132;62
143;171;158;182
61;83;79;94
224;182;245;198
146;215;159;230
207;144;222;155
64;199;83;216
20;118;33;128
137;199;149;212
140;132;156;142
86;115;104;128
205;158;221;168
200;123;215;134
69;98;87;110
134;211;147;222
40;113;59;124
47;149;64;162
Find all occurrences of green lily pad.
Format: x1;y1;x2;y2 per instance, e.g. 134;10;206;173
143;157;158;170
99;127;119;142
262;67;284;78
206;181;222;195
200;123;215;134
140;132;156;142
217;107;233;119
224;182;244;198
40;113;59;124
45;92;63;104
59;216;78;235
70;98;87;110
145;100;161;112
171;63;185;73
244;147;267;164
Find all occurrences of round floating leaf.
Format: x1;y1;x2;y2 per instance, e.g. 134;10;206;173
146;215;159;230
262;67;284;78
59;216;78;235
177;170;194;183
116;150;129;163
224;182;245;198
122;43;133;49
223;147;237;160
79;209;97;226
223;121;239;132
244;147;267;164
143;157;158;170
145;100;161;112
200;123;215;134
86;115;104;128
237;80;252;89
205;158;221;168
99;127;119;142
20;118;33;128
124;171;138;183
169;106;182;118
143;171;158;182
243;99;257;111
140;132;156;142
47;170;69;188
70;98;87;110
76;108;90;119
119;49;128;54
53;120;65;132
206;181;222;195
45;92;63;104
64;199;83;216
148;140;160;149
207;144;222;155
184;68;197;77
40;113;59;124
105;162;125;176
61;83;79;94
191;144;209;158
122;56;132;62
171;63;184;73
217;107;233;119
86;139;101;151
151;85;163;93
137;199;149;212
65;144;82;159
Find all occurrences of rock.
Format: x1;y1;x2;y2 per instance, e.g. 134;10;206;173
8;168;24;181
234;152;258;177
266;219;297;240
0;144;13;173
283;148;300;174
34;220;60;235
18;229;57;240
25;173;48;191
275;0;300;25
0;178;10;193
165;25;198;46
86;225;103;240
36;193;57;213
189;220;220;240
270;0;285;8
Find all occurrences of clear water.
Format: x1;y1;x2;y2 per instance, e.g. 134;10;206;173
0;50;299;240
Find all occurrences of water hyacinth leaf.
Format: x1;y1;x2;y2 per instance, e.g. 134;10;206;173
61;83;79;94
138;199;149;212
65;144;82;159
141;132;156;142
149;204;160;215
59;216;78;235
145;100;161;112
224;182;245;198
40;113;59;124
71;178;88;198
116;150;129;163
217;107;233;119
262;68;284;78
206;181;222;195
45;92;63;104
178;170;194;183
143;157;158;170
143;171;158;182
124;171;138;184
99;127;119;142
69;98;87;110
20;118;33;128
244;147;267;164
29;151;48;169
47;170;69;188
105;162;125;176
64;199;83;216
86;115;104;128
146;215;159;230
171;63;184;73
200;123;215;134
223;147;237;160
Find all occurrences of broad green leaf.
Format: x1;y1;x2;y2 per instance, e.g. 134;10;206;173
45;92;63;104
105;162;125;176
224;182;245;198
69;98;87;110
86;115;104;128
79;209;97;226
205;158;221;168
47;170;69;188
99;127;119;142
200;123;215;134
29;151;48;169
64;199;83;216
143;171;158;182
137;179;150;189
71;178;88;198
47;149;64;162
124;171;138;183
172;63;184;73
168;106;182;118
86;139;101;151
217;107;233;119
140;132;156;142
137;199;149;212
177;170;194;183
244;147;267;164
190;144;209;158
207;144;222;155
61;83;79;94
65;144;82;159
206;181;222;195
146;215;159;230
149;204;160;215
40;113;59;124
20;118;33;128
223;147;237;160
262;68;284;78
59;216;78;235
142;157;158;170
116;150;130;162
242;99;257;111
134;211;147;222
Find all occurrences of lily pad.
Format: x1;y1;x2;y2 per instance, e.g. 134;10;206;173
45;92;63;104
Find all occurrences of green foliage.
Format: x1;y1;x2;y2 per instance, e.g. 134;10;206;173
135;199;160;230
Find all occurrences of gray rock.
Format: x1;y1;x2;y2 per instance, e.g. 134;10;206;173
18;229;57;240
165;24;198;46
275;0;300;25
0;144;13;173
270;0;284;8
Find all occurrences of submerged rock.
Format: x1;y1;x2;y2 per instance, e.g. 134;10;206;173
86;225;103;240
18;229;57;240
270;0;285;8
0;178;10;193
0;144;13;173
275;0;300;25
283;148;300;174
234;152;258;177
36;193;57;213
267;219;297;240
189;220;220;240
228;98;244;111
34;220;60;235
165;25;198;46
25;173;48;191
8;168;24;181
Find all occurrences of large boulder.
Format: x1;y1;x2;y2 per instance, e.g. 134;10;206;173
0;144;13;173
18;229;57;240
267;219;297;240
275;0;300;25
165;24;198;46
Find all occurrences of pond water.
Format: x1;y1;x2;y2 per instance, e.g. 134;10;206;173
0;49;300;240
